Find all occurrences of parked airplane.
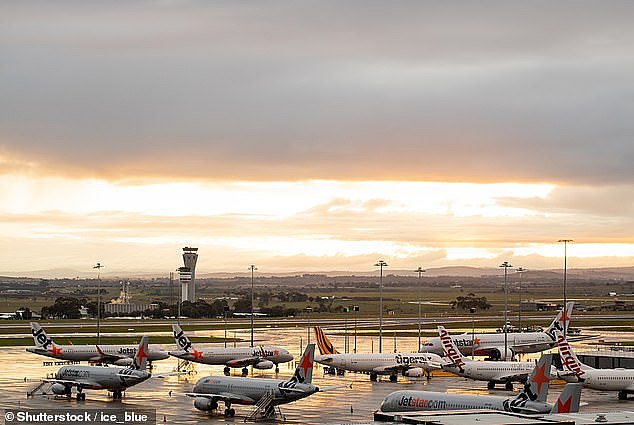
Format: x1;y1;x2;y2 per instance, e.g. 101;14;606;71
422;303;575;360
43;336;151;400
313;326;442;381
26;322;169;365
187;344;343;418
169;324;293;375
381;354;582;414
554;329;634;400
439;326;536;389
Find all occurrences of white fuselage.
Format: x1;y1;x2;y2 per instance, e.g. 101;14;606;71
443;360;535;383
193;376;316;405
314;352;441;374
561;367;634;392
56;365;151;391
380;390;551;413
422;332;553;357
169;346;293;367
27;344;168;363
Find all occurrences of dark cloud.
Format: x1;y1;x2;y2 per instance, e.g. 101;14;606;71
1;1;634;183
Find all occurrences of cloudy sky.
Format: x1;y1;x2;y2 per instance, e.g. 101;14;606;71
1;1;633;275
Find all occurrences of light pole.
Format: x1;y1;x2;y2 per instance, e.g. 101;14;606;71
516;267;526;332
470;307;476;360
223;305;230;348
343;307;349;353
249;265;257;347
375;260;388;353
353;305;359;353
499;261;513;360
93;263;104;344
306;307;312;345
415;266;426;351
558;239;573;334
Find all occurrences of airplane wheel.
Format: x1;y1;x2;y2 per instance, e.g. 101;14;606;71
223;367;231;376
619;391;628;400
224;409;229;417
487;381;495;390
275;366;279;373
505;381;513;391
241;367;248;376
370;372;378;381
389;374;397;382
229;408;235;417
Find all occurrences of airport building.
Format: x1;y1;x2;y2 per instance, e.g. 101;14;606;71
180;246;198;302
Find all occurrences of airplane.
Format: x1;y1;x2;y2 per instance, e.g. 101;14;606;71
26;322;169;366
438;325;536;389
42;336;151;400
313;326;443;381
169;323;293;375
553;329;634;400
186;343;344;418
421;302;575;360
381;354;583;414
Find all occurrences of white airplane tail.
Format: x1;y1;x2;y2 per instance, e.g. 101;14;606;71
287;344;315;385
551;383;582;413
553;329;592;380
545;302;574;339
520;354;552;402
131;336;149;371
437;326;470;372
30;322;56;349
313;326;340;355
172;323;195;353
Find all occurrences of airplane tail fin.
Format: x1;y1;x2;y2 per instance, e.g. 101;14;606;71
287;344;315;385
553;329;592;379
172;323;194;353
519;354;552;402
313;326;340;355
437;326;469;371
131;336;149;371
551;383;582;413
31;322;55;349
545;302;574;338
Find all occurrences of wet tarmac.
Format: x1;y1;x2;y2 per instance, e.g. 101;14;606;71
2;327;634;424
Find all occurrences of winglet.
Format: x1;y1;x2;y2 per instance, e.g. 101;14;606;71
437;326;469;371
551;383;582;413
131;336;149;371
313;326;340;355
172;323;194;353
519;354;552;402
287;344;315;385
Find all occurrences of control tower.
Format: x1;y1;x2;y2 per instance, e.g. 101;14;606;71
180;247;198;302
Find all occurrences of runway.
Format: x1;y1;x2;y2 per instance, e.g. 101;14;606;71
1;327;633;424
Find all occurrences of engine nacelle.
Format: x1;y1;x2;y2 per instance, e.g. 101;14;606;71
403;367;423;377
490;347;515;361
114;358;133;366
51;383;68;395
254;360;274;370
194;397;218;411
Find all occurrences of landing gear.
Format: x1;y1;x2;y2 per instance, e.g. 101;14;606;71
224;402;235;417
76;391;86;401
370;372;378;381
65;387;72;399
241;367;249;377
223;366;231;376
275;365;279;373
112;390;123;399
487;381;496;390
619;391;629;400
505;381;514;391
325;366;336;375
389;374;398;382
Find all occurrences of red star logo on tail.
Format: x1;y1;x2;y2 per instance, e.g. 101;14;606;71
558;311;571;328
136;343;148;363
299;352;313;378
49;344;62;357
557;395;572;413
530;363;549;394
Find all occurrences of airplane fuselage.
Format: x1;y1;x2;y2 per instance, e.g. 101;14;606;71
423;332;553;357
193;376;317;405
56;365;150;391
314;352;441;374
27;344;169;363
380;390;551;413
560;368;634;391
444;360;535;383
170;346;293;367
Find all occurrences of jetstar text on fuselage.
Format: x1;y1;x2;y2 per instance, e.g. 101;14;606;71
397;396;447;410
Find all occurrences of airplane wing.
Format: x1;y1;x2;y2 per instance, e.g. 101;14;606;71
226;357;258;368
92;345;131;364
318;384;351;392
43;379;103;390
494;371;530;382
185;392;256;405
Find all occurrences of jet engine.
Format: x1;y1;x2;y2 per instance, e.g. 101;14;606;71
194;397;218;411
51;383;69;395
403;367;424;377
490;347;514;361
254;360;274;370
113;358;133;366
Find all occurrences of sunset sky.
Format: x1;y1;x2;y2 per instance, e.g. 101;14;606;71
1;2;633;275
